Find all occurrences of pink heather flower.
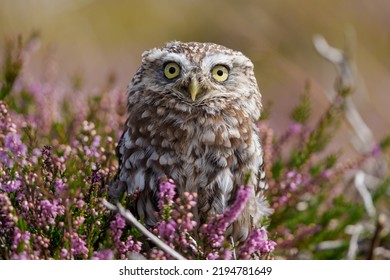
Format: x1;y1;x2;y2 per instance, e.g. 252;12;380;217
39;199;64;225
60;248;68;259
288;122;303;134
321;169;333;179
110;213;141;258
0;193;17;237
4;132;27;157
76;200;85;209
11;228;22;251
92;135;101;149
222;185;252;224
150;248;168;260
371;144;381;157
221;248;233;260
11;252;30;260
110;213;126;231
181;212;196;232
238;228;276;259
201;185;251;248
10;228;31;258
54;178;67;195
1;132;27;168
70;232;89;258
91;249;114;260
1;177;23;192
206;252;219;260
158;178;176;210
280;170;302;192
31;148;42;164
157;219;178;243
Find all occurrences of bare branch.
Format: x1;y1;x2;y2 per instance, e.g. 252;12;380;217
313;30;375;152
367;214;387;260
102;199;187;260
354;171;376;218
346;224;363;259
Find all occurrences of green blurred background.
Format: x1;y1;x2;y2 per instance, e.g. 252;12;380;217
1;0;389;148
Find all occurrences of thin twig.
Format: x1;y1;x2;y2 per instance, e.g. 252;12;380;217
346;224;363;259
354;171;376;218
230;236;237;260
313;30;375;153
102;199;187;260
314;31;380;261
367;214;386;260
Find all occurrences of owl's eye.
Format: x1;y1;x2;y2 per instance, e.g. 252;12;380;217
211;65;229;82
164;62;181;79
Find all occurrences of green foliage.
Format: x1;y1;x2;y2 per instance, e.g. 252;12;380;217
264;83;390;259
290;92;311;124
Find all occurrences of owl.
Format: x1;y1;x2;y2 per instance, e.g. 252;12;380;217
109;41;271;241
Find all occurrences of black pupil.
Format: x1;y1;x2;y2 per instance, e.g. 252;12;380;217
169;67;176;74
217;69;224;76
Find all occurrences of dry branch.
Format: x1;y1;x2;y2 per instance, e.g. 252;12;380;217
102;199;187;260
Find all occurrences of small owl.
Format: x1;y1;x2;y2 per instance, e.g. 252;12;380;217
110;41;271;241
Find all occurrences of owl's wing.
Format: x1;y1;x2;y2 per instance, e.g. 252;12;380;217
107;129;128;201
251;130;273;223
256;157;268;191
109;127;162;226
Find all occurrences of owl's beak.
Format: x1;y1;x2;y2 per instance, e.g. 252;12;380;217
189;78;200;101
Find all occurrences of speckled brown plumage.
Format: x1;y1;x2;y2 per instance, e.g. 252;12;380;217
109;41;271;241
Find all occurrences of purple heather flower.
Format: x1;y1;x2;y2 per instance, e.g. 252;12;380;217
222;185;252;224
157;219;178;243
321;169;333;179
288;122;303;134
92;135;101;149
238;228;276;259
1;132;27;168
4;132;27;157
54;178;67;195
70;232;89;258
39;199;64;225
60;248;68;259
158;178;176;210
0;193;17;232
111;213;126;230
109;213;141;258
91;170;102;184
371;144;381;157
221;248;233;260
11;252;30;260
1;177;23;192
280;170;302;192
206;252;219;260
91;249;114;260
201;185;251;248
10;228;31;258
31;148;42;164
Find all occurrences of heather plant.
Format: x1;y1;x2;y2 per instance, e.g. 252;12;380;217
1;33;389;260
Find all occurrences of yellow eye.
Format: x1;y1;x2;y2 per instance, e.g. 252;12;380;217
211;65;229;82
164;62;180;79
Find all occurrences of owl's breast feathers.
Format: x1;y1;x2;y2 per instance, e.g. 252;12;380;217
111;101;270;234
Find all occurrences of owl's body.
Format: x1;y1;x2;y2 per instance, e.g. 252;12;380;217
111;42;270;241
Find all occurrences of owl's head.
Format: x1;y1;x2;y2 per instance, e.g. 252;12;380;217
129;41;262;120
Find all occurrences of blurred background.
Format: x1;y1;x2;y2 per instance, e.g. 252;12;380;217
0;0;389;148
